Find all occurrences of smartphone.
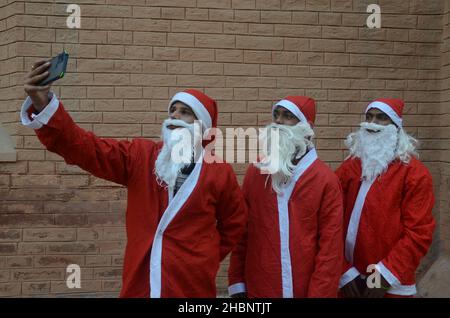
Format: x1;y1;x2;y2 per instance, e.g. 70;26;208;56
39;50;69;86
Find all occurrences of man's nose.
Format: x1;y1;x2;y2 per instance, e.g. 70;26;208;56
274;117;284;125
170;110;181;120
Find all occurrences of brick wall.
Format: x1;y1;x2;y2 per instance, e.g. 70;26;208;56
440;0;450;255
0;0;448;297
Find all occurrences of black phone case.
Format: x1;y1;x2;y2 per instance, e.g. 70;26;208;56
39;51;69;86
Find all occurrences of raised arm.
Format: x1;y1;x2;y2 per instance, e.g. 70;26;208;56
21;59;142;186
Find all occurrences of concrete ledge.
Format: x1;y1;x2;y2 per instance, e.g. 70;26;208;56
0;126;17;162
417;255;450;298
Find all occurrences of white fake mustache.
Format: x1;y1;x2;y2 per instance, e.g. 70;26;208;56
360;121;391;134
162;118;193;133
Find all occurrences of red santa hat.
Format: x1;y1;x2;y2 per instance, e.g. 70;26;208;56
272;96;316;127
365;98;404;127
168;89;218;131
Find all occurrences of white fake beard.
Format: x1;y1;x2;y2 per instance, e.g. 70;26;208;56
154;118;202;188
255;122;314;194
345;122;399;182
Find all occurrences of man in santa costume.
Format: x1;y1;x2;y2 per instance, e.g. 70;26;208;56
337;98;436;298
228;96;344;298
20;59;247;298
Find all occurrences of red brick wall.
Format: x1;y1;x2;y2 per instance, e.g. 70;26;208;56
0;0;447;297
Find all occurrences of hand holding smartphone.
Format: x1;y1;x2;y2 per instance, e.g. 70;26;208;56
24;50;69;111
38;50;69;86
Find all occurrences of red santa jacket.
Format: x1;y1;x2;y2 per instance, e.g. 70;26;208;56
228;149;344;298
336;157;435;295
22;97;247;298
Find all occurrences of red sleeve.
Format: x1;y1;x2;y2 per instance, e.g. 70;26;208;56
307;175;344;298
227;166;252;287
380;163;436;284
34;102;144;186
228;229;248;287
215;164;248;262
